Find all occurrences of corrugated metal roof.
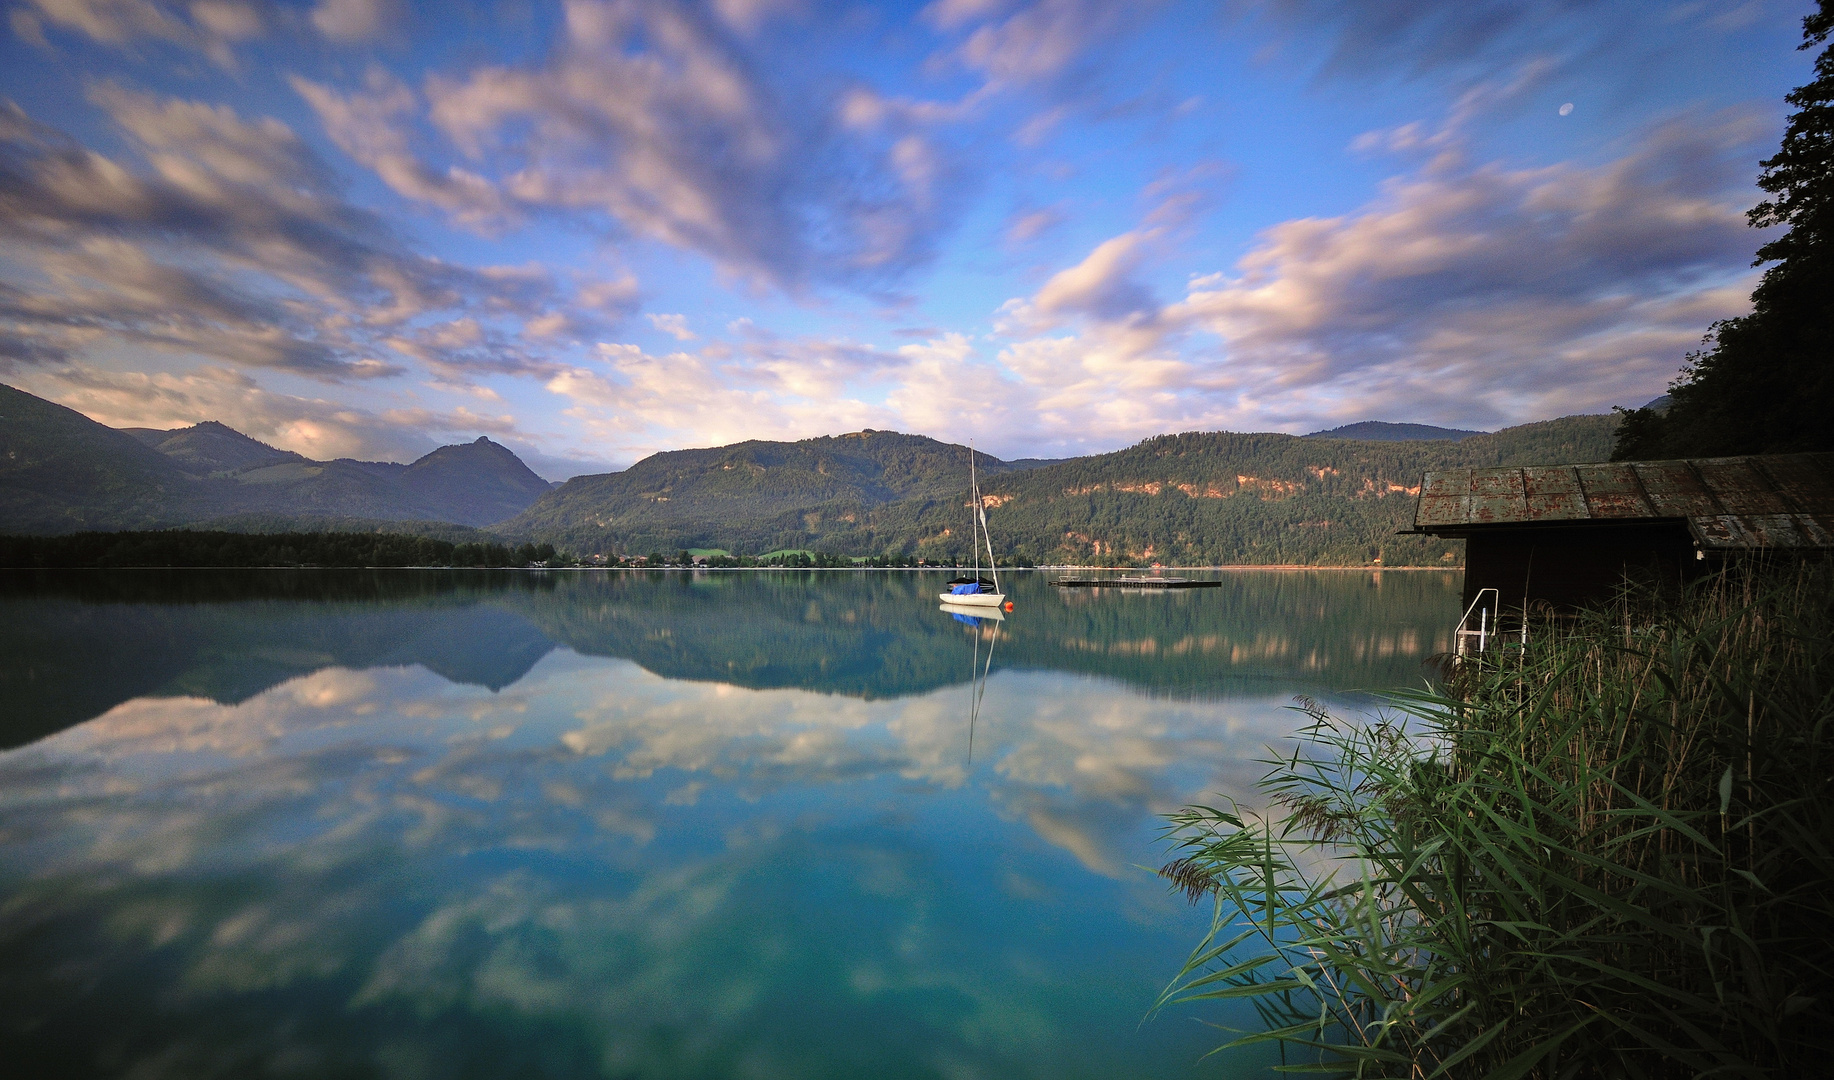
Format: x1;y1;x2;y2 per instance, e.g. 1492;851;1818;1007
1414;453;1834;550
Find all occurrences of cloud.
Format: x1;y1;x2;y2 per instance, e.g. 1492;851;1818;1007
1245;0;1616;82
20;0;266;67
968;106;1772;446
1163;107;1771;427
544;332;909;460
310;0;402;43
286;0;966;292
948;0;1135;86
646;313;696;341
24;363;449;461
1028;230;1159;325
0;89;600;386
1003;204;1066;244
291;70;509;229
918;0;1165;145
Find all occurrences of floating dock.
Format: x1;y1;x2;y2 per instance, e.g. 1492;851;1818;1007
1048;576;1221;589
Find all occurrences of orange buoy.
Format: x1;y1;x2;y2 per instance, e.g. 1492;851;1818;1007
1004;601;1014;611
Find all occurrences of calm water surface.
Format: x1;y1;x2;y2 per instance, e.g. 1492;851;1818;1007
0;569;1460;1079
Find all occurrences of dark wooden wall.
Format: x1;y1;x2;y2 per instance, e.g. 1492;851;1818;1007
1462;522;1699;615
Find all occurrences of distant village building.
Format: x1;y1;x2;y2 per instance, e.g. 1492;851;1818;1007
1408;453;1834;627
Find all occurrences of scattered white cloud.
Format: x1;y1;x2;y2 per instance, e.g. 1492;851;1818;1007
283;0;968;291
310;0;402;43
646;313;696;341
20;0;265;67
292;69;510;230
967;106;1772;446
1003;204;1066;244
23;364;444;461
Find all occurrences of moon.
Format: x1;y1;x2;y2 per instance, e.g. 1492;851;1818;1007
1559;102;1575;116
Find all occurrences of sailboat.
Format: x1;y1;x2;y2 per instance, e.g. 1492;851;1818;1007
939;442;1007;609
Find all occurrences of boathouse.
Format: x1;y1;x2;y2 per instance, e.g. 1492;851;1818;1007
1408;453;1834;620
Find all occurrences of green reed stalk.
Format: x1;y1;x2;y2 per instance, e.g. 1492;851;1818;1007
1155;560;1834;1079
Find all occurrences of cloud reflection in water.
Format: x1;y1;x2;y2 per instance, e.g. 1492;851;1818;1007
0;644;1317;1078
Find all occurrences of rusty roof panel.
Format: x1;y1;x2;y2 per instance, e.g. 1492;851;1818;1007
1757;455;1834;513
1413;452;1834;549
1524;491;1588;519
1469;469;1526;497
1522;466;1584;493
1696;459;1790;515
1579;462;1653;519
1691;514;1834;550
1635;463;1722;517
1420;469;1472;499
1577;463;1642;496
1415;496;1469;528
1467;493;1529;523
1521;465;1589;520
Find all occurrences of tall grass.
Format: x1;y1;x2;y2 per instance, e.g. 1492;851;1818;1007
1155;561;1834;1079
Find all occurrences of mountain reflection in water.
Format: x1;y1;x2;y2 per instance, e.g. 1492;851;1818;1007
0;569;1458;1079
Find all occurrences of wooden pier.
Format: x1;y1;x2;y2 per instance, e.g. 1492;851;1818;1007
1048;576;1220;589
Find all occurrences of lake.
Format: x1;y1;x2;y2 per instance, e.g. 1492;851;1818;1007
0;568;1460;1079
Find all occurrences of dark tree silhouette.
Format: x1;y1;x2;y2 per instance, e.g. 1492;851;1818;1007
1614;2;1834;459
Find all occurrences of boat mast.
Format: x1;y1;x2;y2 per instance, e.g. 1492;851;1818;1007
971;441;999;594
970;442;982;584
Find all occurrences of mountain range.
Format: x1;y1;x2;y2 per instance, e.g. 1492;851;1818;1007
505;414;1616;565
2;384;551;532
0;381;1620;565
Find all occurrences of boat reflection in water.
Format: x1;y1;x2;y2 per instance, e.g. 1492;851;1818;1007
939;601;1003;766
0;569;1460;1079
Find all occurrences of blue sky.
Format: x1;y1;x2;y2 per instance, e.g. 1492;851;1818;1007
0;1;1817;477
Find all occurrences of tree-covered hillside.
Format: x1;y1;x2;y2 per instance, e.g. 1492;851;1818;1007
507;429;1055;542
522;414;1617;565
0;383;209;533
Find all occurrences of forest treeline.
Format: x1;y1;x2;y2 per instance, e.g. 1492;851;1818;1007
519;415;1618;566
0;531;559;569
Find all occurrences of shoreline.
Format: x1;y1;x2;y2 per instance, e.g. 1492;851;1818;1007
0;564;1466;572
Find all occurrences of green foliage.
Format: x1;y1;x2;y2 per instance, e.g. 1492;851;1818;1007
505;429;1049;550
0;383;204;532
1156;562;1834;1078
185;513;499;543
0;531;568;569
520;416;1616;566
1615;4;1834;459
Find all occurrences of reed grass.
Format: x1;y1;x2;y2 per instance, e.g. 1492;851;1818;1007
1155;560;1834;1079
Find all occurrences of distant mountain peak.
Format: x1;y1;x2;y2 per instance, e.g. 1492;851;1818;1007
1303;421;1487;443
125;420;305;475
399;436;554;525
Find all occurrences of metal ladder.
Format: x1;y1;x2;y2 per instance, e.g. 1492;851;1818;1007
1455;588;1500;657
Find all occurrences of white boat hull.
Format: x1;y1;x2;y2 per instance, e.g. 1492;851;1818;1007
938;602;1004;621
938;591;1005;607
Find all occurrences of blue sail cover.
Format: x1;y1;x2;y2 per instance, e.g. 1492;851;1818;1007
951;583;981;595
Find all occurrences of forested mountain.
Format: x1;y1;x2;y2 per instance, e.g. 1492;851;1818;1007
123;422;305;475
396;437;557;526
0;384;210;533
3;381;1619;565
0;384;552;531
508;430;1055;542
518;414;1618;565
